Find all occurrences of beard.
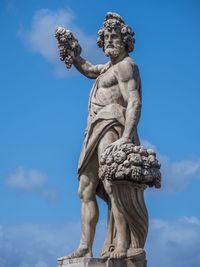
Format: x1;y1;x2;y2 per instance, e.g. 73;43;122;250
104;44;124;58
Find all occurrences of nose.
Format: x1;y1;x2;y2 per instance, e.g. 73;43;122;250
108;36;112;43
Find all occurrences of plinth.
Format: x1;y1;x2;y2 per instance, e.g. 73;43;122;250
58;253;147;267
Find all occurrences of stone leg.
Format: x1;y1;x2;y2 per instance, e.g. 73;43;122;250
97;128;121;258
103;180;130;259
98;128;131;258
58;154;99;260
100;201;116;258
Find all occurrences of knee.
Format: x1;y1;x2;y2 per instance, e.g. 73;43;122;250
78;176;87;200
78;185;86;200
78;175;96;201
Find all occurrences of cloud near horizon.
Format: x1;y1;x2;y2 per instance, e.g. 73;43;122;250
142;140;200;193
19;8;106;77
146;216;200;267
0;220;106;267
5;166;60;202
5;166;47;190
0;217;199;267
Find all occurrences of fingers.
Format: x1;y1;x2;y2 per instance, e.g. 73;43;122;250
105;144;119;155
112;145;118;152
105;146;113;155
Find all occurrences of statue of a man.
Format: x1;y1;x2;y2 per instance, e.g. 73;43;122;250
74;12;141;259
56;12;160;261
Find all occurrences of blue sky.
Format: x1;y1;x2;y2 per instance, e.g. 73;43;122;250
0;0;200;266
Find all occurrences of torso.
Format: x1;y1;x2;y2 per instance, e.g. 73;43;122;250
91;57;140;108
94;66;125;107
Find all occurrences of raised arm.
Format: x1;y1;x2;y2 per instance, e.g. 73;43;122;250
55;27;105;79
73;55;104;79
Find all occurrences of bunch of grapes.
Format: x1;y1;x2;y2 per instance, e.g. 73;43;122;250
99;163;117;181
99;142;161;188
55;26;82;69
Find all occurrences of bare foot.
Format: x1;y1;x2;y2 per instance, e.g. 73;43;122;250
57;246;92;260
110;246;127;259
127;248;144;257
101;244;114;259
101;251;111;259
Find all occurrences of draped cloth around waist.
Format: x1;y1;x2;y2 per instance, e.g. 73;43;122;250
77;62;140;179
77;103;126;178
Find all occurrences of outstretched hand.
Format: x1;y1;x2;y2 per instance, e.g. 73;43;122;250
55;26;82;69
104;137;131;155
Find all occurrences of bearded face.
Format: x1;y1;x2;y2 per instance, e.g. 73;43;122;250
104;27;124;58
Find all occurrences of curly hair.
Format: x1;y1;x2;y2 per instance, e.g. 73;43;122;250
97;12;135;53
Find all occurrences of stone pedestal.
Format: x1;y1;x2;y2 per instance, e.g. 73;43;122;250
58;254;147;267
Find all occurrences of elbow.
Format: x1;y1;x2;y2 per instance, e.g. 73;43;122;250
130;99;142;109
85;67;99;79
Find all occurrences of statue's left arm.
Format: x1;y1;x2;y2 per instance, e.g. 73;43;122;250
106;60;142;152
118;60;141;142
106;60;141;152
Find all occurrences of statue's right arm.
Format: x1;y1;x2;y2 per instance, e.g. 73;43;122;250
73;55;104;79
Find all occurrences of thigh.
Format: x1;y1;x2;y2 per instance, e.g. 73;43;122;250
78;152;99;201
97;128;119;160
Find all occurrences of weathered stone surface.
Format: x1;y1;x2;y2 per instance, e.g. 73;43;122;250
55;26;81;69
58;255;147;267
55;11;161;263
99;143;161;188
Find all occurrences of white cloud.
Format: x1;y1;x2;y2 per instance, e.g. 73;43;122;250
182;216;200;226
146;216;200;267
0;222;81;267
40;187;60;202
141;140;200;193
0;217;200;267
5;166;47;190
5;166;60;202
34;262;48;267
162;157;200;192
141;140;157;151
19;8;106;77
19;261;48;267
0;220;107;267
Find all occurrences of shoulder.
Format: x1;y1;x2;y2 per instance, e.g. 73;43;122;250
99;61;111;74
116;57;139;82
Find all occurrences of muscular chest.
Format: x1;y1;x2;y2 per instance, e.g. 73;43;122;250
94;67;125;106
98;68;118;88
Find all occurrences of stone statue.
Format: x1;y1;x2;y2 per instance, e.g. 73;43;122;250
55;12;161;266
